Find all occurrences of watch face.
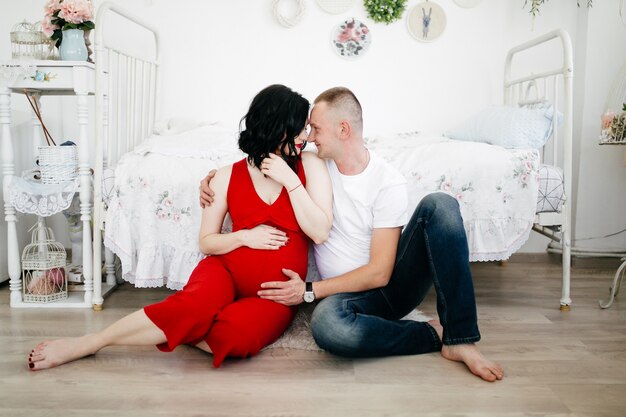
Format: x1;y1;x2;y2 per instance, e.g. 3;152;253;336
304;292;315;303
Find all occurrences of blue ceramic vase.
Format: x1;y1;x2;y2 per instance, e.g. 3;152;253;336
59;29;87;61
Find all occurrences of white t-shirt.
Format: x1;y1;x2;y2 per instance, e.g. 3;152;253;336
314;150;408;279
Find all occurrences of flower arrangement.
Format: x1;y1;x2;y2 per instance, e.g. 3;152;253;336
524;0;593;17
364;0;407;24
601;103;626;144
41;0;95;47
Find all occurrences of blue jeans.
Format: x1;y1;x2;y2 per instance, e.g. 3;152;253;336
310;193;480;357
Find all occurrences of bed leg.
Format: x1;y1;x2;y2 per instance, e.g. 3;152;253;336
560;221;572;311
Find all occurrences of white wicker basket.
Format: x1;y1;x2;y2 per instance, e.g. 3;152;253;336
38;145;78;184
22;224;68;303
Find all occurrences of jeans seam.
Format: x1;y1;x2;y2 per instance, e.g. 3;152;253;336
443;335;481;345
423;225;449;328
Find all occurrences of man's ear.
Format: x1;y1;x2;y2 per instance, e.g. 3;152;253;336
338;120;352;140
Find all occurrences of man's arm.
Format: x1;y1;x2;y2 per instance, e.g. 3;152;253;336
257;227;401;305
313;227;401;297
199;169;217;208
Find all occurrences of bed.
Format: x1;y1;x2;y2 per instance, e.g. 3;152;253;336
91;4;573;310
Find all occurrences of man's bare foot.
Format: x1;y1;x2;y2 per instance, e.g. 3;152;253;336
28;336;97;371
427;319;503;382
441;343;504;382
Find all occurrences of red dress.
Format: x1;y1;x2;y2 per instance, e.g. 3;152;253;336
144;158;309;367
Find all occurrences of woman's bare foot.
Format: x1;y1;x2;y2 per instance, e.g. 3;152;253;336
441;343;504;382
28;336;98;371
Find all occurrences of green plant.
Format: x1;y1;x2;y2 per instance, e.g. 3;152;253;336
524;0;593;16
364;0;407;24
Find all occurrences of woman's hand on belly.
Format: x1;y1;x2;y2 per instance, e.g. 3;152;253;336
257;269;305;306
241;224;289;250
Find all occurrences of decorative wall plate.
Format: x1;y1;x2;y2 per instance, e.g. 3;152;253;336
332;18;371;59
315;0;355;14
407;1;447;42
453;0;482;8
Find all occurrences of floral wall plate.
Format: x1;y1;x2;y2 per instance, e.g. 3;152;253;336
315;0;355;14
332;18;371;59
407;1;447;42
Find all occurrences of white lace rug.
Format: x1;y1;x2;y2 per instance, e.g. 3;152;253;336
265;304;432;351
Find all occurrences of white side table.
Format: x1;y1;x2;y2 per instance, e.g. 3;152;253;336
1;60;97;308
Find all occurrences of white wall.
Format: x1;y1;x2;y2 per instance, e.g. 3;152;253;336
1;0;625;282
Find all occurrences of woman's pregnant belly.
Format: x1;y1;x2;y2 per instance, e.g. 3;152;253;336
219;233;309;298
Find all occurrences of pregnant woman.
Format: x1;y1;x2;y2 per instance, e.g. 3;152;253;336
28;84;333;370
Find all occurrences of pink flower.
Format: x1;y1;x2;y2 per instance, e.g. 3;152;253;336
157;211;167;220
41;14;59;37
520;174;528;184
59;0;94;25
44;0;62;15
338;28;352;43
362;27;369;34
456;193;464;201
163;198;173;207
173;213;181;222
440;181;452;192
524;161;534;171
601;111;615;129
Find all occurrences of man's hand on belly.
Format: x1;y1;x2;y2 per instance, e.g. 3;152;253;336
257;269;305;306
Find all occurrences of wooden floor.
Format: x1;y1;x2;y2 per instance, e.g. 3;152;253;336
1;255;626;417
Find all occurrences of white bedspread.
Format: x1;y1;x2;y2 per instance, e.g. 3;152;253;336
366;132;540;262
104;126;244;289
104;127;539;289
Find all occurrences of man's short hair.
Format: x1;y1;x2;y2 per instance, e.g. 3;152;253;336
315;87;363;131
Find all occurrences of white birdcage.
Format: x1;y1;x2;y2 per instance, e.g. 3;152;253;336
10;21;45;60
22;222;68;303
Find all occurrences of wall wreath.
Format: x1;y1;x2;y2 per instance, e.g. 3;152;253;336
272;0;306;28
364;0;408;24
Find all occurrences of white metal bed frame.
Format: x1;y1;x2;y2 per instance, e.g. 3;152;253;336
504;29;574;310
90;5;574;310
92;2;160;309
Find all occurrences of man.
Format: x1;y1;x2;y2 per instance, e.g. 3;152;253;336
201;87;504;382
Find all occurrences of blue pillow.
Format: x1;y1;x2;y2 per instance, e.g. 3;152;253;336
445;104;556;149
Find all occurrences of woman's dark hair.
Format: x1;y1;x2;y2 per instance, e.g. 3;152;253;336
238;84;309;172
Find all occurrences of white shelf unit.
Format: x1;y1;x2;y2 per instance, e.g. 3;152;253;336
1;60;113;308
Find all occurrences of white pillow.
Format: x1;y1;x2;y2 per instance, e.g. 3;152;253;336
133;124;241;158
445;105;556;149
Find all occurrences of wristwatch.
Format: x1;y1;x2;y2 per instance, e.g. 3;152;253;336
303;281;316;303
